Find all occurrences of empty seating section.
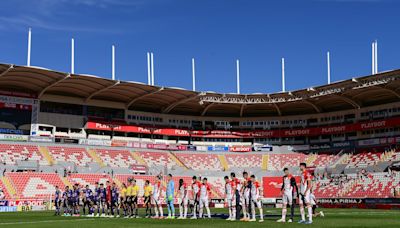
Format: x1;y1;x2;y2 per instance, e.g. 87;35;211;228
0;144;48;165
174;153;222;171
311;154;339;167
95;149;139;168
48;146;93;166
346;152;382;169
313;179;343;198
138;151;177;168
0;179;10;199
6;172;64;199
268;154;306;171
225;154;262;168
67;173;112;189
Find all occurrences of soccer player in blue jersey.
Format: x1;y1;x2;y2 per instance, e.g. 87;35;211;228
54;186;61;216
71;184;81;216
166;174;175;219
111;182;120;217
98;183;107;217
62;186;69;216
93;182;100;217
83;185;93;216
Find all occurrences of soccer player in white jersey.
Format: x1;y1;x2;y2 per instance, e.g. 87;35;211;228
298;162;313;224
199;177;212;219
178;178;189;219
224;176;236;221
277;167;298;223
230;172;241;220
249;175;264;223
241;171;251;221
152;175;163;219
310;192;324;217
190;176;202;219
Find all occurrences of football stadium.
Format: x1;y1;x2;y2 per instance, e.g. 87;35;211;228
1;0;400;227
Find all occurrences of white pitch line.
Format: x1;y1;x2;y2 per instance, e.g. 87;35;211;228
0;218;95;225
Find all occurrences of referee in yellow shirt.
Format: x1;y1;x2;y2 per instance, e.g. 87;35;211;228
131;179;140;218
143;180;153;218
125;180;133;218
120;183;128;217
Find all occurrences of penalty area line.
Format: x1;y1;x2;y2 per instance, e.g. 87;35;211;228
0;218;95;225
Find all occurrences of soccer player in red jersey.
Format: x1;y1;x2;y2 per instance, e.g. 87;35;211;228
277;167;298;223
298;163;313;224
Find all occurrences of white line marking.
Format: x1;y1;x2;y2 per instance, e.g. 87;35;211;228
0;218;95;225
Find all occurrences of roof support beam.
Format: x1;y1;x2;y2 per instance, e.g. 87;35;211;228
162;94;199;114
332;94;360;109
376;85;400;99
85;81;120;102
201;103;215;116
126;87;164;109
303;100;321;113
0;65;14;78
38;74;70;98
272;103;282;116
239;104;246;117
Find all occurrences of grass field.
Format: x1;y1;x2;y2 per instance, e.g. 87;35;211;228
0;208;399;227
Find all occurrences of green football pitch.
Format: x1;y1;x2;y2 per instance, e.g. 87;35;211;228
0;208;399;227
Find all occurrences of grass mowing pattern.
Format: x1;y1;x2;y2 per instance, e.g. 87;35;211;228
0;208;399;227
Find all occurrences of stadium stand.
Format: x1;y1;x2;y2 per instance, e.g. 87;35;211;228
0;144;48;166
47;146;93;166
94;149;139;168
6;172;64;200
173;153;223;171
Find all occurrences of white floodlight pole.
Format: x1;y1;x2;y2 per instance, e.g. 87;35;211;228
192;58;196;91
372;42;375;75
151;52;154;85
282;58;286;92
236;59;240;94
327;51;331;84
112;45;115;80
27;28;32;66
375;40;378;74
147;52;151;85
71;38;75;74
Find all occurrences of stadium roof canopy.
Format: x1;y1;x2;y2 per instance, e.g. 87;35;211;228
0;63;400;117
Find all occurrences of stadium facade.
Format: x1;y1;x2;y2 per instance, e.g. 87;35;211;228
0;63;399;210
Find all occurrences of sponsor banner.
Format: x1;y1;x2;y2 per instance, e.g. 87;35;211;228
111;140;127;147
0;206;17;212
211;199;225;204
0;200;8;206
289;145;310;151
196;146;208;151
86;116;400;138
310;143;331;151
332;141;353;149
262;176;300;198
30;136;54;143
0;128;24;135
8;200;46;207
186;145;197;151
0;134;29;142
61;138;79;144
357;138;381;146
79;139;111;147
317;198;364;205
254;145;273;152
0;95;35;105
131;165;147;173
230;146;252;152
207;146;229;151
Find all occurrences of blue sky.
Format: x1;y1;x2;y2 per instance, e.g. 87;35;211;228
0;0;399;94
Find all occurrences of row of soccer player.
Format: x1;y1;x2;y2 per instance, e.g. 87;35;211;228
54;162;320;223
